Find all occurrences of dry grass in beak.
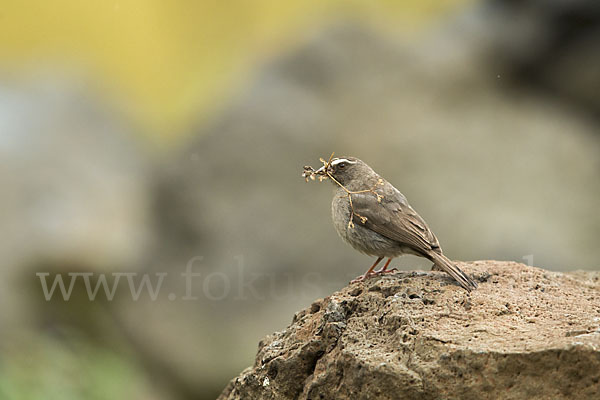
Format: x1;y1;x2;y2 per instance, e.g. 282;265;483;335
302;152;334;182
301;153;385;230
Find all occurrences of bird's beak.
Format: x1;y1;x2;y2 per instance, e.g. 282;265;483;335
315;165;328;175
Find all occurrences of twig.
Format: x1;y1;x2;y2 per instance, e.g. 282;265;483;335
328;174;384;229
303;153;385;229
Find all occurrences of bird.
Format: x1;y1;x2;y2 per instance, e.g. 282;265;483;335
311;156;477;291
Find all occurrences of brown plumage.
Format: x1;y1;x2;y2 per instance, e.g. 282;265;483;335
312;156;477;292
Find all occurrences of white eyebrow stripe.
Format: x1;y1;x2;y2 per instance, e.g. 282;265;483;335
331;158;356;166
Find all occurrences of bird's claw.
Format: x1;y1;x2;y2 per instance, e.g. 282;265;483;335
350;274;369;284
350;267;397;284
375;267;398;275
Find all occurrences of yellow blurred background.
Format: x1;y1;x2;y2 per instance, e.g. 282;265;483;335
0;0;468;145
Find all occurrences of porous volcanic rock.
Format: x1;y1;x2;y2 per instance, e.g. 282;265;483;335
219;261;600;400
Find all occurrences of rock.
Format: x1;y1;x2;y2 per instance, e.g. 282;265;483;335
219;261;600;400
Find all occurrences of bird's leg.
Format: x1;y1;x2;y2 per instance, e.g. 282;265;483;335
374;258;397;275
350;257;383;283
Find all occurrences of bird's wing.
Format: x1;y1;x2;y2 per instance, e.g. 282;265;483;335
349;186;441;255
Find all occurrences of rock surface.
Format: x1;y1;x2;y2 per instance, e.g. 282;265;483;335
219;261;600;400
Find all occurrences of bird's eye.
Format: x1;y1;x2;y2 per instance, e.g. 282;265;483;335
338;162;346;169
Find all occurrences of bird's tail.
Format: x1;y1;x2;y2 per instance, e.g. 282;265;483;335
428;252;477;292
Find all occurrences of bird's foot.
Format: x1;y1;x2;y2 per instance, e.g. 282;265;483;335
374;267;398;275
350;267;397;283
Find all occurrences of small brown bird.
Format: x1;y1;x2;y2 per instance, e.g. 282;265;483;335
309;156;477;291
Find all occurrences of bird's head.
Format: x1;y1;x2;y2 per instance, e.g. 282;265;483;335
315;156;373;186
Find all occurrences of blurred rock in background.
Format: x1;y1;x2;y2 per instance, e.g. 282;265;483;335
0;0;599;399
0;78;158;399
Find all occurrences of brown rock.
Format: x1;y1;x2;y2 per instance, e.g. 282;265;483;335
219;261;600;400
